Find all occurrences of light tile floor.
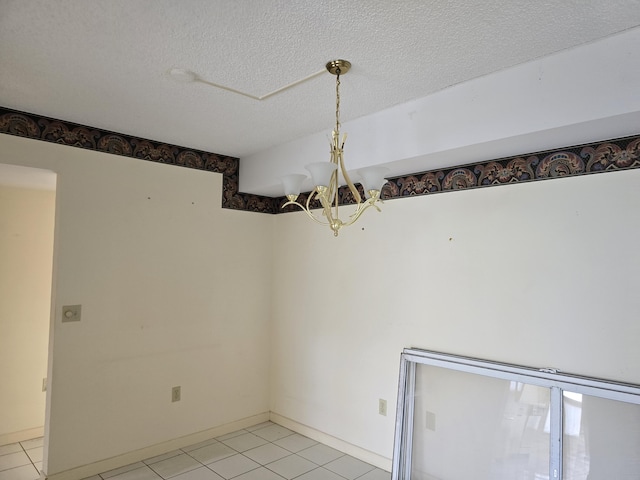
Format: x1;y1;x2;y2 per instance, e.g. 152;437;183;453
0;437;43;480
0;423;390;480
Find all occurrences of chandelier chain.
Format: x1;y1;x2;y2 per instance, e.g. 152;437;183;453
335;70;341;134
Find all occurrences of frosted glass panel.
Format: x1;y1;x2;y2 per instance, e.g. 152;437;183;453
411;364;550;480
563;392;640;480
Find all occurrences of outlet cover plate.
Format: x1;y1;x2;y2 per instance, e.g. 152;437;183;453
379;398;387;416
172;386;181;402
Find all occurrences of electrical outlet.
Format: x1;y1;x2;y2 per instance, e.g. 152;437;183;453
172;386;181;402
425;410;436;431
378;398;387;416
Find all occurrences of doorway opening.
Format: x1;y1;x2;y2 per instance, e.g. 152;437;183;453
0;163;56;478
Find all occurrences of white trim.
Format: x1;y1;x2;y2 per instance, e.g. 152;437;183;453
550;387;563;480
0;426;45;447
402;348;640;403
43;412;269;480
269;412;392;472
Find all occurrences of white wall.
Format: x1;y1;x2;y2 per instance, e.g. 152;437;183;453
271;168;640;465
3;130;639;476
0;134;273;476
0;185;54;442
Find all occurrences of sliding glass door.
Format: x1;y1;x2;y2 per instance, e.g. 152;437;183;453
562;392;640;479
392;349;640;480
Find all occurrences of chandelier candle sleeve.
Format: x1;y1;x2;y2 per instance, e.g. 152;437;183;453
280;59;388;237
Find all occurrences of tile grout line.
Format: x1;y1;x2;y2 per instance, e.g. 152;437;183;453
180;428;322;480
19;440;41;477
0;440;40;477
12;423;389;480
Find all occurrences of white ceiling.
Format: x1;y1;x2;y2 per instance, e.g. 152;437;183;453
1;0;640;195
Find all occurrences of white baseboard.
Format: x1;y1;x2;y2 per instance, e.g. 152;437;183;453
42;411;392;480
269;412;392;472
44;412;269;480
0;426;44;447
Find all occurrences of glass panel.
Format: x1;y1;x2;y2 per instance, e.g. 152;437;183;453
411;364;550;480
563;392;640;480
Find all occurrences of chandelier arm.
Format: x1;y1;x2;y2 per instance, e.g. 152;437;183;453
326;137;339;222
280;197;330;227
308;189;337;226
314;189;330;218
327;166;338;210
341;199;383;228
305;208;331;226
333;172;339;224
337;144;362;205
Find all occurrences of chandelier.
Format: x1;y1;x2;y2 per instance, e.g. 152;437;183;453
280;60;389;237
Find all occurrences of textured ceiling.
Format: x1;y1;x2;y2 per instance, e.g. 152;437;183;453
1;0;640;192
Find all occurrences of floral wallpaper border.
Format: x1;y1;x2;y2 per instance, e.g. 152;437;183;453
0;106;270;212
2;106;639;214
